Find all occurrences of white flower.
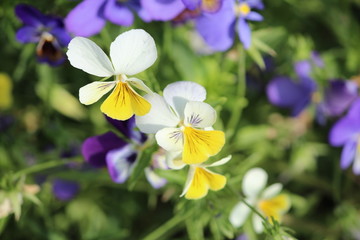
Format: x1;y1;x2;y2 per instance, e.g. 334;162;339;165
67;29;157;120
135;81;225;165
229;168;291;233
181;155;231;200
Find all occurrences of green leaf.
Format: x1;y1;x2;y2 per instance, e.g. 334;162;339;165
128;144;158;190
247;46;265;69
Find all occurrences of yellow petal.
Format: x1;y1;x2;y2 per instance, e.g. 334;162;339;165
182;127;225;164
100;81;151;120
0;73;12;109
185;167;226;200
258;194;291;223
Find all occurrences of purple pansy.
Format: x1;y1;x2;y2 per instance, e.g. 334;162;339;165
316;80;358;124
195;0;263;51
267;60;317;117
141;0;222;22
15;4;72;66
329;99;360;174
82;116;167;188
52;179;80;201
65;0;151;37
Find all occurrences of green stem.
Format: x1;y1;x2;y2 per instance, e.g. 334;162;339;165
143;211;191;240
226;45;247;140
12;159;74;180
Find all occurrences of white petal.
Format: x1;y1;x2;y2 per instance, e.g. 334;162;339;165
353;148;360;175
166;151;186;170
229;201;251;228
67;37;114;77
110;29;157;75
242;168;268;198
261;183;283;199
144;167;167;189
163;81;206;119
79;81;116;105
127;77;153;94
135;93;179;134
252;214;264;233
180;166;196;197
184;101;216;128
205;155;232;168
155;128;183;152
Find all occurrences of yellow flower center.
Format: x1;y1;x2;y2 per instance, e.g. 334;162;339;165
100;81;150;120
182;126;225;164
235;3;251;16
257;194;290;223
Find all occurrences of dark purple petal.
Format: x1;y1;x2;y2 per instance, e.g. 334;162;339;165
319;80;358;117
141;0;186;21
106;115;147;143
104;0;134;26
195;0;236;51
64;0;107;37
247;0;264;10
340;139;357;169
237;17;251;49
329;117;360;146
81;131;127;168
106;145;137;183
49;27;72;47
36;35;66;66
182;0;201;10
246;11;263;21
347;98;360;120
15;4;46;27
294;60;312;79
52;179;80;201
16;26;40;43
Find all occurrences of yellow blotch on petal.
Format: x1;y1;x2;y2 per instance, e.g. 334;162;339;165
258;194;291;223
0;73;13;110
100;81;151;120
202;0;221;13
185;167;226;200
182;127;225;164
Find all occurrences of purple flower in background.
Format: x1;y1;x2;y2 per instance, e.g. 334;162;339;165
267;61;317;116
82;116;167;188
15;4;71;66
141;0;222;22
65;0;151;37
316;80;358;124
329;99;360;174
52;179;80;201
195;0;263;51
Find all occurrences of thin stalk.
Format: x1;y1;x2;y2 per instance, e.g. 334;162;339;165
12;159;74;180
226;45;247;140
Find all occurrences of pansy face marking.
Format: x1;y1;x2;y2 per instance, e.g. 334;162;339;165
67;29;157;120
136;81;225;165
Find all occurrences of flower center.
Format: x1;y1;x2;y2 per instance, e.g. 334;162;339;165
235;3;251;17
116;74;128;83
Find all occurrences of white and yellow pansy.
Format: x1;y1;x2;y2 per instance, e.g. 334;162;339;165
136;81;225;165
181;155;231;200
67;29;157;120
229;168;291;233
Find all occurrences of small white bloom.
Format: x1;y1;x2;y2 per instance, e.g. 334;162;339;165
67;29;157;120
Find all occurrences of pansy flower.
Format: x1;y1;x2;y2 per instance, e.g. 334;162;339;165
195;0;264;51
267;60;317;117
229;168;290;233
136;81;225;165
82;116;167;188
181;155;231;200
65;0;151;37
52;179;80;201
15;4;72;66
142;0;222;21
329;99;360;174
67;29;157;120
